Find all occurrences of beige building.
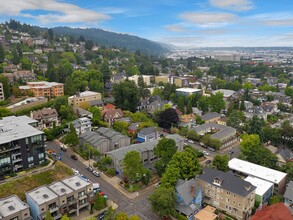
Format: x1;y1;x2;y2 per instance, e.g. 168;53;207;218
19;81;64;98
68;91;102;107
128;75;154;86
26;176;94;220
174;77;189;87
155;75;169;84
0;82;4;101
0;195;32;220
197;168;256;220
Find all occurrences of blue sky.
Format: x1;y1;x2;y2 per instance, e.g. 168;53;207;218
0;0;293;47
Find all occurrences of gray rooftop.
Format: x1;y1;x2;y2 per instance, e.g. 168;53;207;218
62;175;91;191
284;181;293;200
26;186;58;205
0;116;44;145
138;126;157;136
48;181;74;196
197;168;256;197
175;178;201;205
0;195;29;218
201;112;221;121
107;134;183;161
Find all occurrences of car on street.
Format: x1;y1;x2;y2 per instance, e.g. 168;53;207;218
188;139;194;144
87;166;93;172
97;210;108;220
60;146;67;151
205;160;212;164
71;155;78;160
203;150;209;156
72;168;79;175
93;170;100;177
228;150;234;155
99;191;108;199
48;149;54;154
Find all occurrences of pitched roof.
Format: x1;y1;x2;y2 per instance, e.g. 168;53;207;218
197;168;256;197
103;109;124;120
128;122;141;131
175;178;201;205
201;112;221;121
251;203;293;220
284;181;293;201
138;126;157;135
31;108;58;120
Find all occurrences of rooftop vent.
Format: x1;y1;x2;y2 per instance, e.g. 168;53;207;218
75;182;81;187
61;188;66;193
8;205;15;211
43;194;49;199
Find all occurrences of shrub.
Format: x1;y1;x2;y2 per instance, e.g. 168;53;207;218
106;168;116;176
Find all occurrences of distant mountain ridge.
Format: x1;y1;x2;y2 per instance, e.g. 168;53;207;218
52;26;170;55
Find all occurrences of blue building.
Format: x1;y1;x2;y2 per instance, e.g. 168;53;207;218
175;178;202;220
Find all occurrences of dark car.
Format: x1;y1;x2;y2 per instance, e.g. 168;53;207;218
60;146;67;151
205;160;212;164
98;210;108;220
71;155;78;160
228;150;234;155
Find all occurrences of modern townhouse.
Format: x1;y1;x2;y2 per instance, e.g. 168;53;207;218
0;195;32;220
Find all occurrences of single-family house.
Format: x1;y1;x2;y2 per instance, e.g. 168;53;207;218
102;109;124;126
201;112;221;123
30;108;59;130
137;126;159;143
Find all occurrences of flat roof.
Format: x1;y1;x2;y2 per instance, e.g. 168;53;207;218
62;176;91;191
69;91;101;98
0;116;44;145
194;205;217;220
176;88;202;93
228;158;287;184
26;186;58;205
7;97;46;109
245;176;274;196
0;195;29;218
48;181;73;196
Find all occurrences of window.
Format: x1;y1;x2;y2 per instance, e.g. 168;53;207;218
78;191;85;198
31;135;42;143
227;191;231;196
38;153;44;159
226;198;230;203
0;157;11;166
28;156;33;163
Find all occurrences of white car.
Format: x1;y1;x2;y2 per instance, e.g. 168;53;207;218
203;150;209;156
188;139;194;144
93;171;100;177
72;168;79;175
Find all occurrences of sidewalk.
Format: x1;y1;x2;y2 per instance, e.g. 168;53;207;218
81;159;155;199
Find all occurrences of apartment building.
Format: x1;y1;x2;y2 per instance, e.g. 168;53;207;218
61;176;94;215
0;195;32;220
26;186;61;220
228;158;287;193
26;176;94;220
176;88;202;97
0;116;46;177
68;91;102;107
0;82;4;101
197;168;256;220
19;81;64;98
174;77;189;87
66;117;92;135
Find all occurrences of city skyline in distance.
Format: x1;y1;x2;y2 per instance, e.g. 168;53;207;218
0;0;292;48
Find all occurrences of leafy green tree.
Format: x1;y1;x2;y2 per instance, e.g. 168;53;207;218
198;96;210;113
129;216;141;220
131;112;148;122
227;110;245;131
88;106;102;126
46;52;56;82
0;75;11;98
123;151;145;183
262;126;281;145
154;138;177;176
112;80;140;112
115;212;128;220
64;123;79;146
100;59;111;83
16;43;22;58
45;211;53;220
61;215;71;220
93;194;106;211
210;92;225;113
187;130;200;141
244;116;266;142
212;155;229;172
85;40;94;50
12;48;20;64
48;28;54;39
20;57;32;70
104;206;117;220
0;43;5;63
113;121;129;134
149;187;176;218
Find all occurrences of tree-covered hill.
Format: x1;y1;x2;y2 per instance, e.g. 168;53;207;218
52;26;169;55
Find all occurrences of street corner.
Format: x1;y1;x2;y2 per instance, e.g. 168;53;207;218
107;199;119;209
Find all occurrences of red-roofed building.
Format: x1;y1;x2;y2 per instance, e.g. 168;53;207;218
251;203;293;220
103;103;116;110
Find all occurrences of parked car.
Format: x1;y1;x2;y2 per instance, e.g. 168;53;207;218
203;150;209;156
48;149;54;154
228;150;234;155
87;166;93;172
98;210;108;220
71;155;78;160
99;191;108;199
72;168;79;175
205;160;212;164
60;146;67;151
188;139;194;144
93;170;100;177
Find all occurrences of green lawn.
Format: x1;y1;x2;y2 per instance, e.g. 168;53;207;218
0;162;73;201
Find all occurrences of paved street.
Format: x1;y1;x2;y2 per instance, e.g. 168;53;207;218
47;140;160;220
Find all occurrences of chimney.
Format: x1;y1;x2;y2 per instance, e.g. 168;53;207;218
190;185;195;195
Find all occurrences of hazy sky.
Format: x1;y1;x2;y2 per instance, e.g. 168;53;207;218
0;0;293;47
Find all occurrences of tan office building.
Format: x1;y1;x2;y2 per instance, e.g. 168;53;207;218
68;91;102;107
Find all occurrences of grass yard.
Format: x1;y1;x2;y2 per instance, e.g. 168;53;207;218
0;161;73;201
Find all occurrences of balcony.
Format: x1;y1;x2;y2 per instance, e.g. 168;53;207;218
78;194;87;200
12;158;22;163
78;202;89;209
49;206;59;213
67;198;77;205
